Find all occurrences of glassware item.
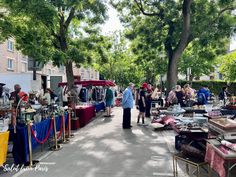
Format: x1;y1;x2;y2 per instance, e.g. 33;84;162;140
204;104;213;113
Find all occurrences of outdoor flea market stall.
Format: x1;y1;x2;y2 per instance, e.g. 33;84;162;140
150;97;236;177
58;80;115;130
0;79;115;166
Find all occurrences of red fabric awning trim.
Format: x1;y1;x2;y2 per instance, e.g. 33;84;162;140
58;80;115;87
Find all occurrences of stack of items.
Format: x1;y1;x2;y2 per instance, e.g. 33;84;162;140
226;96;236;110
0;117;10;132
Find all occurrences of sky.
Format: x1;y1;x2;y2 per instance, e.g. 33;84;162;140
101;4;123;35
230;35;236;51
102;5;236;51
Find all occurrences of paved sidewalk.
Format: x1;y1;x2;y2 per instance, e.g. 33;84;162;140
1;107;220;177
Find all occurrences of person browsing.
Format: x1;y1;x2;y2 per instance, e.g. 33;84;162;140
122;83;134;129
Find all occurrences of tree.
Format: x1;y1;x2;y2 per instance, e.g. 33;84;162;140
129;32;167;84
179;38;229;80
111;0;236;91
218;51;236;81
0;0;107;92
93;33;145;88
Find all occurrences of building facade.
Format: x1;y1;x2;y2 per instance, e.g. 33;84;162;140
0;39;99;92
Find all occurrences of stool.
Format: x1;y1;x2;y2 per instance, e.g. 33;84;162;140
173;153;211;177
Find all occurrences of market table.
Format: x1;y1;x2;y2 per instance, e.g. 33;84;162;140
75;105;96;128
205;141;236;177
221;109;236;115
0;131;9;165
171;122;208;151
9;114;68;164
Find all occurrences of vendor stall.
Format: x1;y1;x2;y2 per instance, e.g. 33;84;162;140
75;105;96;128
58;80;115;88
9;114;68;164
58;80;115;129
206;140;236;177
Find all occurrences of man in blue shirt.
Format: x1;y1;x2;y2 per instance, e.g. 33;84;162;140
122;83;134;129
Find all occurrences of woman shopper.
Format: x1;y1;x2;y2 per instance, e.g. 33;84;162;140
175;85;185;107
183;84;195;107
145;84;153;118
137;83;147;125
105;85;114;117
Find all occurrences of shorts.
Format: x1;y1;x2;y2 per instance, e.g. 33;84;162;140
106;100;112;107
138;104;146;112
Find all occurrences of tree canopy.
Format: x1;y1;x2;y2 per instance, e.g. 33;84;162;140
0;0;107;90
218;51;236;81
111;0;236;91
93;33;145;88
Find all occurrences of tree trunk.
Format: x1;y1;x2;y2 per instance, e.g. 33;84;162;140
165;0;193;93
166;56;178;92
65;60;74;91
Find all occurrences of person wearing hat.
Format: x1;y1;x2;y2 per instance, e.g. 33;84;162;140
122;83;135;129
145;84;153;118
137;83;147;125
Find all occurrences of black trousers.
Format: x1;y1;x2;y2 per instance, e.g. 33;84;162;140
123;108;131;128
145;99;151;117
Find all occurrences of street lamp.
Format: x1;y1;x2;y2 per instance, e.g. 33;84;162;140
159;52;165;97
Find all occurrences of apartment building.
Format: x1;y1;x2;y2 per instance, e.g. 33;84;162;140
74;67;99;81
0;38;26;73
0;39;99;92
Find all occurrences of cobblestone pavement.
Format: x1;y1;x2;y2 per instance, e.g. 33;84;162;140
1;107;223;177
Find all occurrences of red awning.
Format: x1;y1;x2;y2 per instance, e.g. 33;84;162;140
58;80;115;87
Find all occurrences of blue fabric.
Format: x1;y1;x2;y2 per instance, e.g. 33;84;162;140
10;114;68;164
197;88;211;104
105;100;112;107
122;87;134;109
94;102;105;112
10;125;28;165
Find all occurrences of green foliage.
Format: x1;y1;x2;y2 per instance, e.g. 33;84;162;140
0;0;107;89
129;31;168;83
218;51;236;81
178;80;236;96
111;0;236;89
93;33;145;88
179;38;229;79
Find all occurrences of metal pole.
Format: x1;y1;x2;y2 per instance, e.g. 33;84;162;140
62;112;66;143
52;115;58;150
27;123;33;167
67;108;74;139
33;60;36;80
68;109;71;138
160;75;163;97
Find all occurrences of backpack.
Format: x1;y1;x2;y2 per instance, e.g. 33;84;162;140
106;88;113;100
197;93;206;104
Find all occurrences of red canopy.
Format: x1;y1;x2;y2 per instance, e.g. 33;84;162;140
58;80;115;87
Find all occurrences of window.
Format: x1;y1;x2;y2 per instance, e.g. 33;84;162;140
7;40;14;52
21;62;27;72
7;59;13;70
21;56;27;62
